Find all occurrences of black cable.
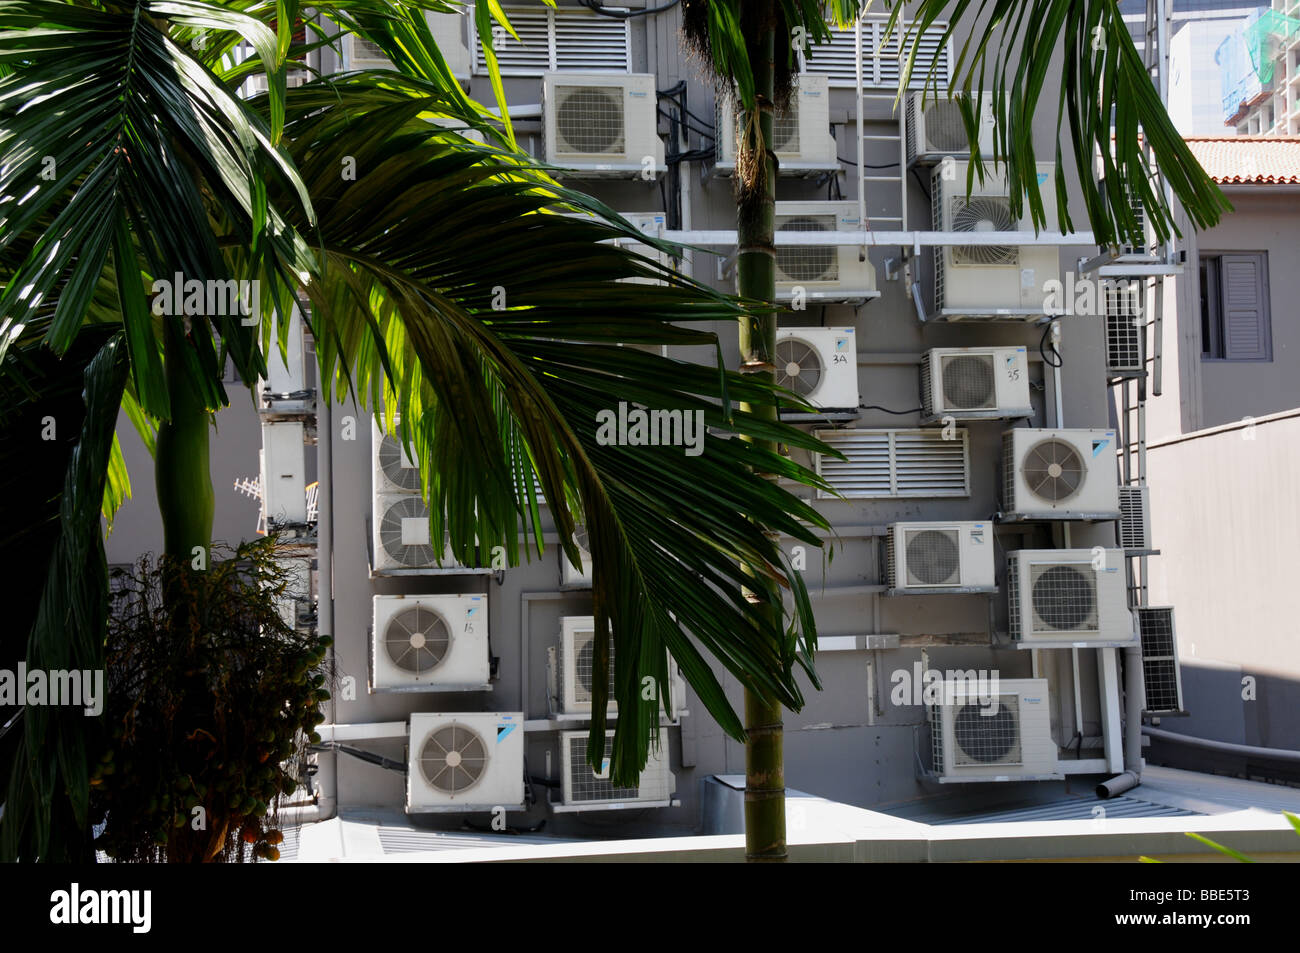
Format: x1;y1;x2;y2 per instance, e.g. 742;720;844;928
309;742;406;774
657;106;713;141
1039;321;1063;368
859;403;923;415
838;156;901;169
579;0;682;18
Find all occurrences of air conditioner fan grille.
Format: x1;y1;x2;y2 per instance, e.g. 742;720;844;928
1021;438;1085;502
419;724;488;793
1031;564;1097;630
775;215;837;283
384;606;450;674
905;529;961;586
952;695;1021;765
775;337;824;397
940;354;996;409
556;86;624;155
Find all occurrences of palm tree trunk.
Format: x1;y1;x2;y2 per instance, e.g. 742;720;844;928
155;321;214;561
735;0;786;863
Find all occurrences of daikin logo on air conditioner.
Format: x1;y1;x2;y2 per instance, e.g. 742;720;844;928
1092;437;1110;457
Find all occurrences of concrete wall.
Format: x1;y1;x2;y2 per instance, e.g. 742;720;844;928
1145;410;1300;758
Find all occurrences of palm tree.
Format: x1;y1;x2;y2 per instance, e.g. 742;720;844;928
676;0;1230;861
0;0;836;860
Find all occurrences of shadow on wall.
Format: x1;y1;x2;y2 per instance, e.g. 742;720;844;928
1144;660;1300;786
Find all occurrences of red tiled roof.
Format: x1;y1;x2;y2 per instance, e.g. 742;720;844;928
1184;137;1300;185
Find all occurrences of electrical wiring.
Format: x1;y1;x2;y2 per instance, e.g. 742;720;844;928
859;403;923;415
1039;320;1063;368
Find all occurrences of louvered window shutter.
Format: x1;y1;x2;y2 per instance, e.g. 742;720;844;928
1219;253;1271;361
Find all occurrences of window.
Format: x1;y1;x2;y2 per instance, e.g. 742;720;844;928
1200;252;1271;361
473;8;630;75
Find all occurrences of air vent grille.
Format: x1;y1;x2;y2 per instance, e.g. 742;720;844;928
952;696;1022;766
1030;564;1097;632
566;735;640;803
554;86;624;154
1105;285;1144;373
775;215;838;283
816;429;970;499
905;529;961;586
940;354;996;409
1138;607;1182;713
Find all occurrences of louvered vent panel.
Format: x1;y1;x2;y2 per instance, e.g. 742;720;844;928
951;695;1021;766
1119;485;1150;550
804;20;950;88
475;12;550;72
816;430;968;498
475;10;629;74
555;14;630;71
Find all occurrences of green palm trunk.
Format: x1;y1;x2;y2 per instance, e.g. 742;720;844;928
735;0;786;863
155;322;214;561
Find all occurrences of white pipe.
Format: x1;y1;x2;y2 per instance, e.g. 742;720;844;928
1097;770;1140;798
654;229;1095;246
1143;726;1300;763
855;14;866;259
315;721;408;742
313;348;338;824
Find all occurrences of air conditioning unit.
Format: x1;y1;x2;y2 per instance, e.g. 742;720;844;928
427;9;472;81
920;347;1031;420
1118;485;1151;550
905;91;999;166
771;202;878;301
271;556;313;633
931;161;1061;313
559;729;673;809
542;72;665;175
372;417;421;494
614;211;675;284
1007;549;1135;647
372;492;487;573
260;421;306;528
928;678;1060;781
552;616;684;719
715;74;836;171
774;326;858;412
1100;178;1160;261
258;306;310;414
559;526;592;589
406;712;524;812
344;33;394;70
371;594;489;692
1104;282;1144;375
884;521;995;592
1002;428;1120;519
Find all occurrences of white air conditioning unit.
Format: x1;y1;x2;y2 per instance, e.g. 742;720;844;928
345;34;393;70
542;72;665;175
614;211;675;284
1002;428;1120;519
427;9;472;81
1007;549;1135;647
905;91;999;166
271;556;313;633
931;161;1060;313
920;347;1031;419
1104;283;1144;375
774;326;858;412
559;526;592;589
559;729;673;809
371;594;489;692
260;421;306;528
884;521;995;591
928;678;1059;781
771;202;877;301
553;616;684;719
372;492;486;573
258;306;309;414
1100;177;1160;261
406;712;524;812
716;74;836;171
372;417;421;494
